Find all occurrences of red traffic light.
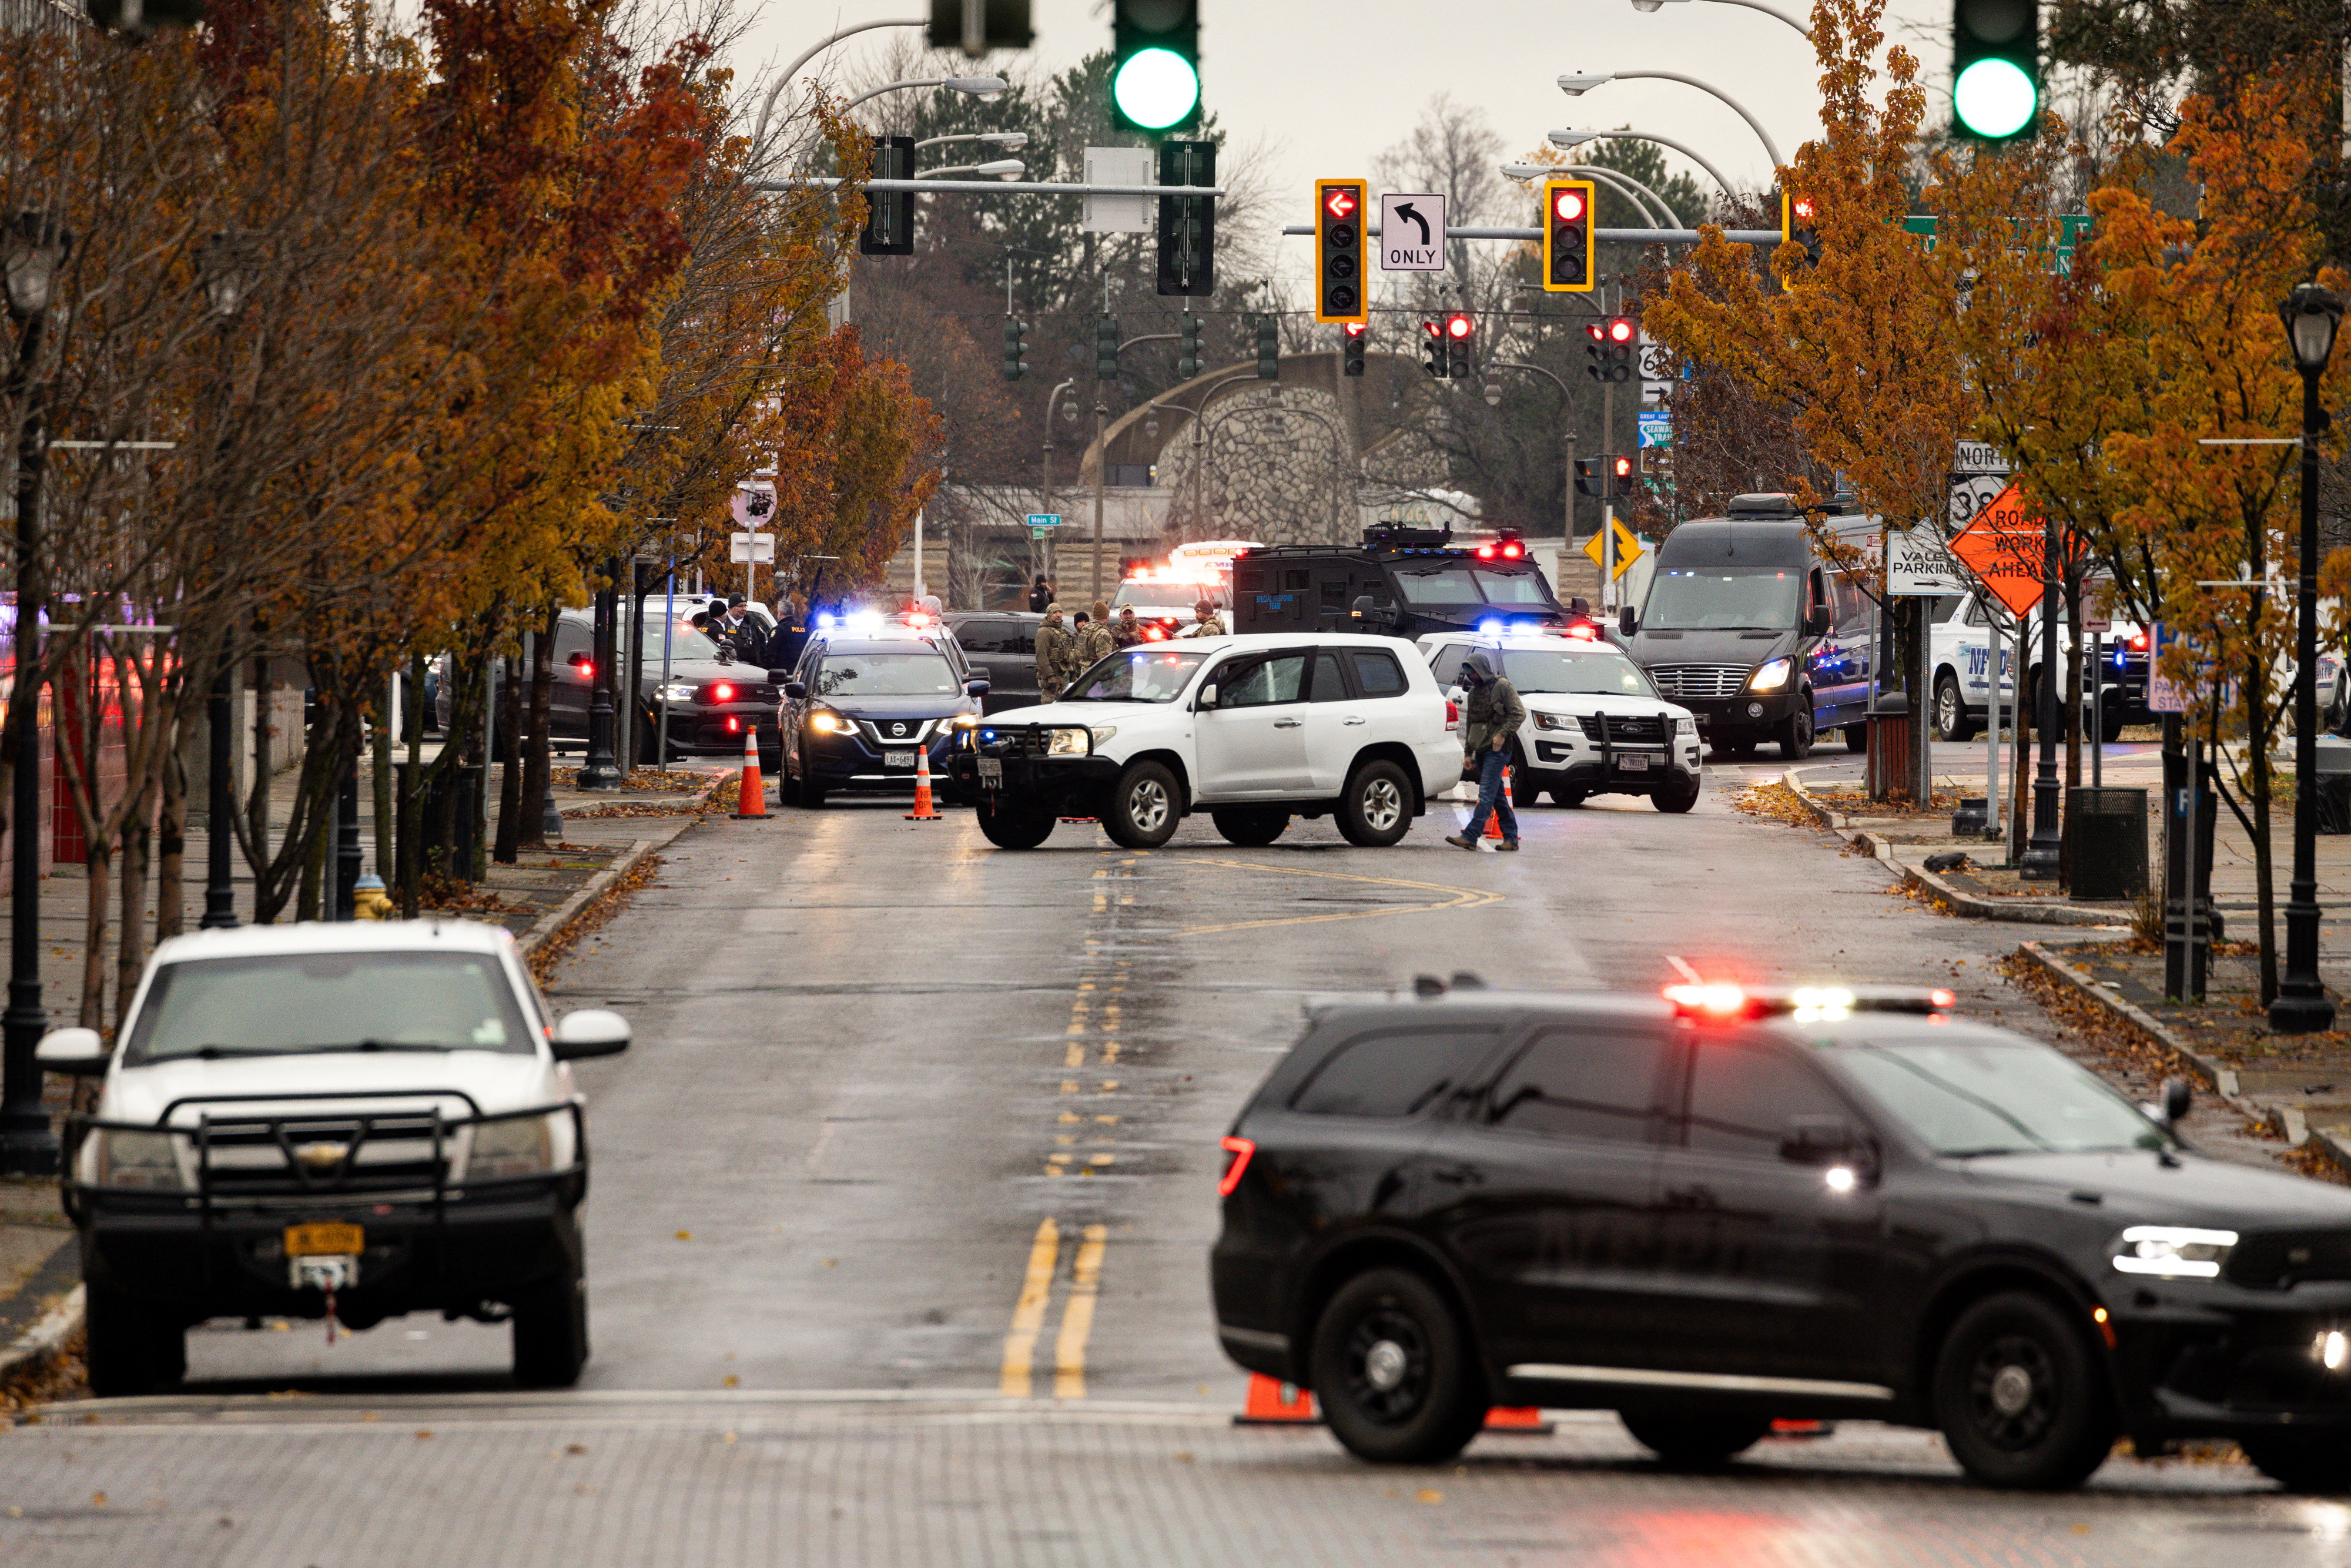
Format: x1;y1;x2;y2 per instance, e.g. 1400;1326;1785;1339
1344;320;1367;338
1607;317;1636;343
1585;323;1606;343
1423;320;1442;340
1792;195;1817;222
1610;454;1634;478
1552;189;1586;222
1324;186;1358;220
1445;313;1474;340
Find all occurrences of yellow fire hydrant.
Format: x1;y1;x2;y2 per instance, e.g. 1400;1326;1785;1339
352;873;396;921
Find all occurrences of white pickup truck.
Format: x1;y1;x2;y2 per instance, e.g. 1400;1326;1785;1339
940;634;1461;849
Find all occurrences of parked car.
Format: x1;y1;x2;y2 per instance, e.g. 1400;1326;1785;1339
942;609;1046;713
38;920;630;1396
940;634;1458;850
775;619;986;806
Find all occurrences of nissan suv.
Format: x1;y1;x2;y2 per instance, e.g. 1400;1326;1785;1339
776;621;988;806
1212;979;2351;1492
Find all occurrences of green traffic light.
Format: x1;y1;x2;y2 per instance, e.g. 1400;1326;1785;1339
1112;47;1200;131
1953;57;2036;139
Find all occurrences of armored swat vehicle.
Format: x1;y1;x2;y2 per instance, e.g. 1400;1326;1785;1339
1230;525;1592;641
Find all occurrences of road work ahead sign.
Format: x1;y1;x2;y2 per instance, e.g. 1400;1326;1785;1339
1378;192;1446;271
1948;483;2053;618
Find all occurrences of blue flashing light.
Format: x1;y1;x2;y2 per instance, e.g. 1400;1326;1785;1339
1478;619;1507;638
816;612;838;629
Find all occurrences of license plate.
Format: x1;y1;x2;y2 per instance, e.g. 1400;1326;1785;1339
285;1221;363;1257
977;757;1003;787
1617;753;1652;772
885;749;916;768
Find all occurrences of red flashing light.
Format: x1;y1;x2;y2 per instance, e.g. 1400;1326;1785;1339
1423;320;1442;341
1218;1135;1255;1197
711;682;735;702
1793;196;1817;222
1477;544;1497;559
1552;189;1586;223
1324;187;1357;221
1446;314;1473;340
2131;632;2148;651
1930;987;1957;1009
1607;317;1636;343
1665;983;1751;1017
1144;625;1167;641
725;716;741;733
1565;622;1598;639
1502;542;1523;559
1344;320;1367;339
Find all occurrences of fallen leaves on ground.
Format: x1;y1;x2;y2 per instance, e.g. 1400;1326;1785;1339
0;1325;85;1418
416;874;536;916
2281;1141;2351;1185
1732;781;1818;827
550;765;696;790
1997;949;2186;1081
525;852;664;984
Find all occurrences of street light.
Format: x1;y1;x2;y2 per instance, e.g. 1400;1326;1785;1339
751;17;927;155
1;207;68;1177
1627;0;1813;41
842;75;1008;112
2272;280;2343;1033
1500;160;1675;228
915;131;1029;152
919;159;1026;179
1550;126;1739;201
1558;70;1783;170
197;230;266;932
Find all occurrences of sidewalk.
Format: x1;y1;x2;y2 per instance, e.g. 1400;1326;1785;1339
0;746;741;1404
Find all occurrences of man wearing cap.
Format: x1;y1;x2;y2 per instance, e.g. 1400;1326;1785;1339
1077;599;1117;668
1191;599;1226;638
1113;605;1143;648
1034;604;1071;702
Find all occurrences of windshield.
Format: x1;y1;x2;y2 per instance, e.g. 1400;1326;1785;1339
1114;581;1226;612
814;651;959;698
123;951;534;1064
1395;567;1481;605
1829;1039;2169;1157
1065;648;1213;703
1500;648;1657;697
1643;567;1803;631
1473;569;1553;607
657;624;725;660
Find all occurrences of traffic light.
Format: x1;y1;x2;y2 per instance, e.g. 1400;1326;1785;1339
1096;316;1120;381
1541;179;1597;293
1575;457;1605;497
1952;0;2039;143
1314;180;1368;324
857;136;914;256
1177;314;1203;380
1444;311;1473;379
1421;320;1446;379
1156;140;1215;297
1255;316;1279;380
1003;317;1029;382
1583;319;1633;383
1780;189;1822;284
1610;453;1637;496
1111;0;1201;132
1343;321;1367;377
926;0;1033;54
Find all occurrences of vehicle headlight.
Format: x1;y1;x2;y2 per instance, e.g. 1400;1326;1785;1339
1749;658;1793;692
951;713;982;729
468;1113;557;1180
1088;725;1118;748
97;1129;183;1191
655;682;696;704
1532;711;1573;732
1046;728;1091;757
2112;1224;2238;1278
809;705;855;735
1675;716;1697;736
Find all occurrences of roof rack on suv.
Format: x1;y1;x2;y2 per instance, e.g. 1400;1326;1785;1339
1663;982;1957;1021
1726;493;1801;517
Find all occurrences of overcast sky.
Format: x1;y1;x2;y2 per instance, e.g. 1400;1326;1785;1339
741;0;1960;280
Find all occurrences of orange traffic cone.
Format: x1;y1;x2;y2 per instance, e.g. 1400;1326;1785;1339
1233;1373;1319;1426
730;726;768;820
905;746;941;820
1483;763;1514;840
1483;1405;1555;1435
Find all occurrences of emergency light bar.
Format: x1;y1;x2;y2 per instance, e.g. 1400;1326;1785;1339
1663;983;1958;1023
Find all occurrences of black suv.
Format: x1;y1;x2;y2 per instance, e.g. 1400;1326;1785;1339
1211;980;2351;1490
776;625;987;806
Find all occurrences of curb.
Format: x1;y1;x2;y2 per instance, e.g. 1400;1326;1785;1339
2011;940;2351;1180
518;827;681;956
0;1284;81;1388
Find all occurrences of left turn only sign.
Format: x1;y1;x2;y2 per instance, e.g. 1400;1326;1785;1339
1379;192;1447;271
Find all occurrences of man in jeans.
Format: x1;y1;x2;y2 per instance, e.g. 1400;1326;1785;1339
1446;651;1523;852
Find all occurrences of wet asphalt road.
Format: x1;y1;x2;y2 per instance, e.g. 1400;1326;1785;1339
16;749;2342;1566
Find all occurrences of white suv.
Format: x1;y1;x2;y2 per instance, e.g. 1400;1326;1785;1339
36;920;629;1397
1421;629;1704;812
942;634;1458;849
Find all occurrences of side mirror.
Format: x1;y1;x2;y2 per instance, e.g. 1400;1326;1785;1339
1807;605;1833;638
35;1026;109;1076
567;651;592;668
1619;605;1637;638
1197;683;1220;711
551;1009;631;1061
1779;1115;1873;1181
766;668;795;685
783;680;807;701
965;678;992;698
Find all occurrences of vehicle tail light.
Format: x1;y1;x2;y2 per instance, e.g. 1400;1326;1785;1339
726;716;741;732
1444;699;1459;727
1218;1135;1255;1197
1144;626;1166;641
712;682;734;702
2130;632;2148;651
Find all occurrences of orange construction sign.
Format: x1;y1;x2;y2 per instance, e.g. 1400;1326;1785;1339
1947;483;2052;618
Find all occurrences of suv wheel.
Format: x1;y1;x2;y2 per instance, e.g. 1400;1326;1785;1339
1933;1291;2114;1489
1211;808;1288;847
977;802;1057;850
1553;787;1589;808
1104;760;1180;849
1309;1268;1486;1465
1779;696;1814;760
1619;1411;1771;1466
1337;760;1413;847
2241;1433;2351;1493
85;1285;185;1398
513;1261;590;1388
1935;672;1977;742
1653;773;1701;814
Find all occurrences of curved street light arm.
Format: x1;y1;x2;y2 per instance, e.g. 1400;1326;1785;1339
843;76;950;111
1488;359;1574;402
1604;70;1783;169
753;18;926;157
1562;165;1673;228
1564;128;1740;200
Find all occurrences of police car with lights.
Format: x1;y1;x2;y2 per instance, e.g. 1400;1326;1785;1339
1420;628;1703;812
1230;525;1591;643
1211;978;2351;1491
773;609;988;807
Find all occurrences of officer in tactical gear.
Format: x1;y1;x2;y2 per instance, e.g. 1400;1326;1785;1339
1191;599;1226;638
1035;604;1071;701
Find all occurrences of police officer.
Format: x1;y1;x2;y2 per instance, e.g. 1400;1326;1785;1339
1035;604;1071;702
1191;598;1226;638
1078;600;1117;666
1113;605;1143;648
1029;575;1053;613
1446;650;1525;852
722;596;768;665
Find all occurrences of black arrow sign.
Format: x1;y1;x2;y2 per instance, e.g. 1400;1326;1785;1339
1392;201;1431;246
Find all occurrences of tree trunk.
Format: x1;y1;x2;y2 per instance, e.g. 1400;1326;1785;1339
77;838;111;1030
520;607;557;850
2250;645;2279;1004
245;652;272;909
113;770;152;1033
155;727;186;943
493;655;521;864
372;680;394;884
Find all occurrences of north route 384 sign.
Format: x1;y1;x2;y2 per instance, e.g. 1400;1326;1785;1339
1948;482;2071;617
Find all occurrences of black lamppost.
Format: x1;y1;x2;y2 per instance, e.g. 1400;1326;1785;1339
1;210;68;1177
578;559;622;789
2019;511;2065;880
196;231;260;930
2270;282;2342;1033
